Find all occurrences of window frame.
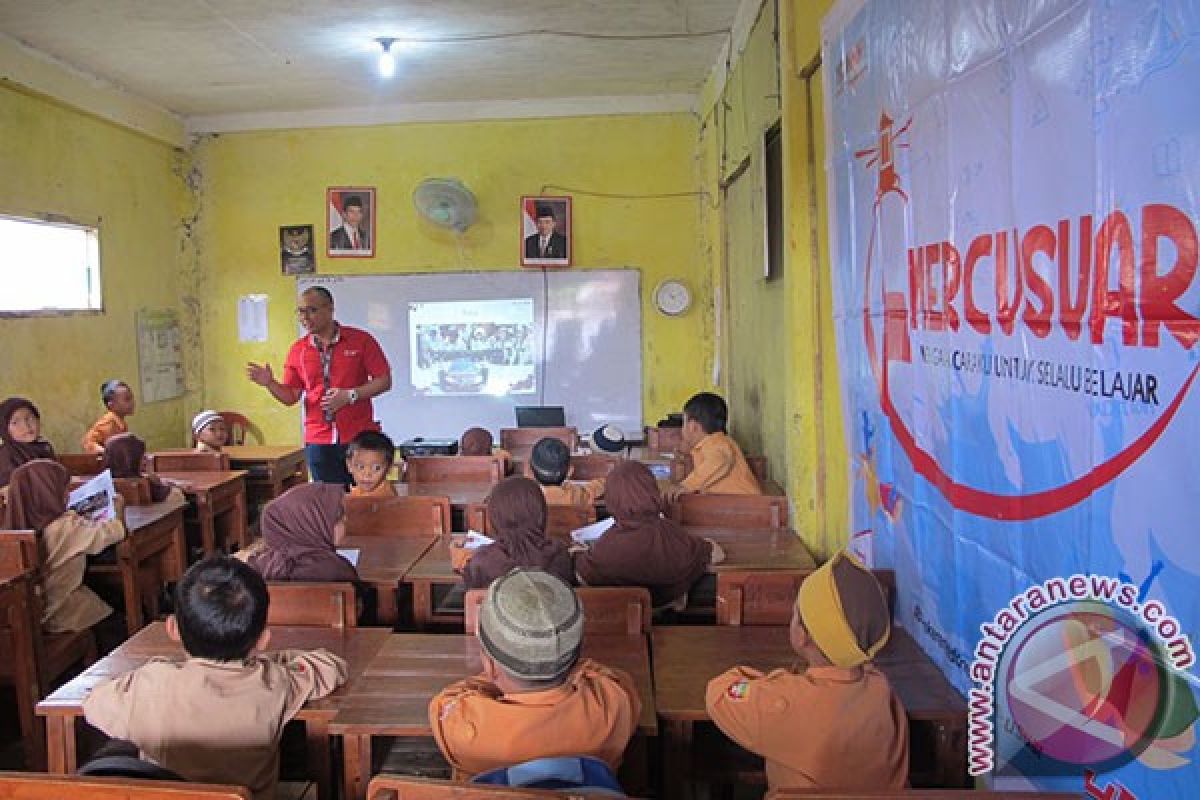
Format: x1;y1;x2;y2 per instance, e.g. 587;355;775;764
0;212;104;317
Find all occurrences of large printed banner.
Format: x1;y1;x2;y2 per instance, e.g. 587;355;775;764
822;1;1200;796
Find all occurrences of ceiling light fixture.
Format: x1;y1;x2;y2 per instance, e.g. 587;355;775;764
375;38;397;78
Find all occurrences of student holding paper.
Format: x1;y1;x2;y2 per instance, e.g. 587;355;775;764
4;459;127;642
574;461;721;609
248;483;357;583
454;476;573;590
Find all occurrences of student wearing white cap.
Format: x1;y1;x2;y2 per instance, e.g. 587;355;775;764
192;410;228;453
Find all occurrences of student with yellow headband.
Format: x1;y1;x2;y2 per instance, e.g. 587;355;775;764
705;551;909;790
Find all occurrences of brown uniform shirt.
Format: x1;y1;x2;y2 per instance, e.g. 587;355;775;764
83;649;348;800
706;664;909;791
681;432;761;495
82;411;128;453
429;658;640;776
41;511;126;632
541;479;605;508
349;479;398;498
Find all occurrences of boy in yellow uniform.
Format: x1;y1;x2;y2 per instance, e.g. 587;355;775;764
706;551;909;790
529;436;604;508
429;568;640;776
81;379;134;453
346;430;399;497
83;556;348;800
666;392;760;501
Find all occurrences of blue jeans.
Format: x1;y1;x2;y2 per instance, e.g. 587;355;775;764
305;444;352;486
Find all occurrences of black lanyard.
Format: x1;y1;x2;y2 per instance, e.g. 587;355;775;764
313;326;340;421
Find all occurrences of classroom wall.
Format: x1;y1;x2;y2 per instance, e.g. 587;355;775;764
0;84;200;451
193;113;712;443
697;0;845;559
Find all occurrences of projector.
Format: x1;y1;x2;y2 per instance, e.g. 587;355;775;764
399;438;460;457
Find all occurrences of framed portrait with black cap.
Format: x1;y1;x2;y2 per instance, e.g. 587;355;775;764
327;186;375;259
520;195;571;267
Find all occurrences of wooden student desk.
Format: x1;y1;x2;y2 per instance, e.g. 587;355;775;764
0;552;43;770
85;494;188;635
329;632;657;800
158;470;249;555
223;445;307;508
337;535;439;627
651;626;968;796
35;621;391;800
403;526;815;630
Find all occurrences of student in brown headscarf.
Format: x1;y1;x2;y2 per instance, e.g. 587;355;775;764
249;482;357;583
0;396;56;489
574;461;721;609
459;426;512;475
5;459;127;634
104;433;179;504
455;476;574;590
705;551;909;791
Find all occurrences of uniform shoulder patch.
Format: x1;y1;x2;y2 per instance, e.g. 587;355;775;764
726;679;750;700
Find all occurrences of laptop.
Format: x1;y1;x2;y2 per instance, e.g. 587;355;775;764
515;405;566;427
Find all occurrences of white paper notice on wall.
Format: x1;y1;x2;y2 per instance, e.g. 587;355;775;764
238;294;269;342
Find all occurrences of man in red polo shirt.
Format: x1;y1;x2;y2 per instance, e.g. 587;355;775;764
245;286;392;485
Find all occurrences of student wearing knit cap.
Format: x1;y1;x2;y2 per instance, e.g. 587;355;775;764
528;437;604;508
705;551;908;790
428;568;640;777
192;411;228;453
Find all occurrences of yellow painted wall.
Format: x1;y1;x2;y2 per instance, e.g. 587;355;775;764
698;0;846;560
194;114;712;443
0;84;199;451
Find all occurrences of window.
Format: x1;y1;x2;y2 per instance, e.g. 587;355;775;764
0;215;101;313
763;121;784;280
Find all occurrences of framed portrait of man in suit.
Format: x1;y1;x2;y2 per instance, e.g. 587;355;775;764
327;186;375;258
520;195;571;267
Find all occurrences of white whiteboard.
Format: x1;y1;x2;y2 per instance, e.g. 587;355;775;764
298;270;642;440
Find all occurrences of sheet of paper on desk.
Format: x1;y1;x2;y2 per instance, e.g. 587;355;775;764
336;548;360;566
647;463;672;479
463;531;495;549
68;469;116;522
571;516;615;544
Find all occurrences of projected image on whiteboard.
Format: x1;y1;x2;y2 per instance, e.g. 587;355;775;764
410;299;536;396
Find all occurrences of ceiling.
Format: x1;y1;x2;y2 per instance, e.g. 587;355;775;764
0;1;740;120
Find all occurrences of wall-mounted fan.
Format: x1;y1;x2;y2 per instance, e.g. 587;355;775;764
413;178;478;233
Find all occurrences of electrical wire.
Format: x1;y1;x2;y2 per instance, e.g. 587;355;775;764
539;184;719;210
394;29;730;45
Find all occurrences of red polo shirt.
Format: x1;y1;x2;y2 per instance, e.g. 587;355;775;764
281;324;390;445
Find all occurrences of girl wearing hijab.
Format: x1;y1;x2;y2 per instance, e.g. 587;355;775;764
5;459;127;633
0;397;56;489
249;482;358;583
459;426;512;475
574;461;722;609
104;433;180;504
457;476;573;590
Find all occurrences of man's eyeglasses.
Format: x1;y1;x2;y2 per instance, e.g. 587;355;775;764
296;305;330;316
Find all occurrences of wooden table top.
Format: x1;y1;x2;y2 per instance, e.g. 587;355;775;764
394;481;494;506
406;526;812;584
36;621;391;716
123;493;188;531
337;535;439;586
650;625;965;722
329;633;657;736
156;470;248;494
685;526;815;571
224;445;305;464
